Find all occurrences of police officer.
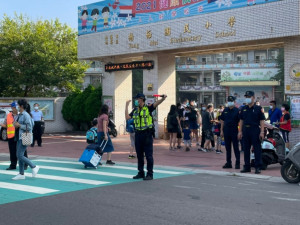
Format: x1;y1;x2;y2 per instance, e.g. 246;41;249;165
31;103;44;147
220;96;240;169
238;91;265;174
125;93;167;180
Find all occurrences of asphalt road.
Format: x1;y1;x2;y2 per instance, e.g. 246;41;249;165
1;173;299;225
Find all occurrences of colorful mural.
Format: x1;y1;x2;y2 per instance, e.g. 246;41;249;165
78;0;280;35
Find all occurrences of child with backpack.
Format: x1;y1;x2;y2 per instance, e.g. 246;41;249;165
126;118;136;159
86;119;98;144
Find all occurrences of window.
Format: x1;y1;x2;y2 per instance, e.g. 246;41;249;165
0;110;6;119
204;72;212;86
215;93;226;106
214;71;221;86
200;55;212;64
223;53;233;63
268;49;279;60
255;51;267;63
203;94;212;105
216;53;223;63
235;52;247;63
91;74;102;86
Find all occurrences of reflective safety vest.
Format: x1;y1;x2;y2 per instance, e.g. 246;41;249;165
132;105;153;131
6;112;15;139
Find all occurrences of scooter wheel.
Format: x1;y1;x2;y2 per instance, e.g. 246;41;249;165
281;160;300;183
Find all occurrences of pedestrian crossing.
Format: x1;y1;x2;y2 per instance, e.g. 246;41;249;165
0;159;192;205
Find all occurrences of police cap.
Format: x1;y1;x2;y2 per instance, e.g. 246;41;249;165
10;102;17;108
134;93;146;99
244;91;255;97
227;96;236;102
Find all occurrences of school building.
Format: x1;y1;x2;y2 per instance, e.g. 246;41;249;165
77;0;300;144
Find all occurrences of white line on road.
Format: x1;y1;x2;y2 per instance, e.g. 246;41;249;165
35;159;185;175
273;197;300;202
0;162;133;178
0;182;59;194
0;171;109;185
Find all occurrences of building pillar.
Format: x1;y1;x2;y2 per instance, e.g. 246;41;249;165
143;53;176;138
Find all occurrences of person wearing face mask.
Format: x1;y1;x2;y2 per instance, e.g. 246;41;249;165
31;103;44;147
267;100;282;128
0;102;29;170
238;91;265;174
125;93;167;180
277;103;291;149
220;96;240;169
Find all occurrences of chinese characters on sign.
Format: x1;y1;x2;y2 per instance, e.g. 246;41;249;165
105;61;154;72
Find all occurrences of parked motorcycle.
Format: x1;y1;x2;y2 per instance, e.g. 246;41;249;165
251;122;288;170
281;142;300;183
108;112;117;137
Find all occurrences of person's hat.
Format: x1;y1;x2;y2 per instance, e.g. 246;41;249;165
10;102;17;108
134;93;146;99
244;91;255;97
227;96;236;102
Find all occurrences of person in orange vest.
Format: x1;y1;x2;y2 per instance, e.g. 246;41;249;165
0;102;28;170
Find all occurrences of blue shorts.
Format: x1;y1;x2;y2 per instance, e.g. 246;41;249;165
189;121;199;130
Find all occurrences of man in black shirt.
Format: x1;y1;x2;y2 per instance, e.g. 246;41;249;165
220;96;240;169
238;91;265;174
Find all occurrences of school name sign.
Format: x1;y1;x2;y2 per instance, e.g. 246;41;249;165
78;0;280;36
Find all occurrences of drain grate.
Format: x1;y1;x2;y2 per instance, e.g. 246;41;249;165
181;164;210;168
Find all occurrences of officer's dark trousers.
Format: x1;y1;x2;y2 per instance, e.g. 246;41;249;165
243;126;262;169
8;138;28;168
135;130;154;176
32;121;43;146
224;127;240;166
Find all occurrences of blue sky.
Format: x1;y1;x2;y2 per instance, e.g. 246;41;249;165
0;0;101;30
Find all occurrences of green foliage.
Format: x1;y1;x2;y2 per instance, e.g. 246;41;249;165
0;14;88;97
132;69;143;97
62;85;102;130
85;85;102;122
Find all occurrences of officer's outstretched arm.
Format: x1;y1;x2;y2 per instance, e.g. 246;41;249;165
153;95;167;108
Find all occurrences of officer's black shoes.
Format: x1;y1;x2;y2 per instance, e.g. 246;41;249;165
143;174;153;181
255;168;261;174
133;173;145;179
240;167;251;173
235;164;240;169
106;160;115;165
223;163;232;169
6;167;16;170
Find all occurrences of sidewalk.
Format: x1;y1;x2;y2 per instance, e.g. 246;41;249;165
0;133;282;178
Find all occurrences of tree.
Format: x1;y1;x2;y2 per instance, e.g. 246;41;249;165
0;14;88;97
84;85;102;123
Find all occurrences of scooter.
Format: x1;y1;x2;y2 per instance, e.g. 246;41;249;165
108;112;117;137
281;142;300;183
251;122;288;170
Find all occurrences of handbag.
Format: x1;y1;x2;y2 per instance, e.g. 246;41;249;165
21;124;33;146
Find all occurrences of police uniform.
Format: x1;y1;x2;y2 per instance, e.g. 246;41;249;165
220;96;240;169
129;94;155;180
239;91;265;172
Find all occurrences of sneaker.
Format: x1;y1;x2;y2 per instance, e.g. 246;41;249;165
198;148;207;152
133;173;145;179
211;147;215;151
143;174;153;181
216;150;221;154
106;160;115;165
12;174;25;180
220;150;223;153
186;147;190;152
32;166;40;177
177;145;182;149
128;155;136;159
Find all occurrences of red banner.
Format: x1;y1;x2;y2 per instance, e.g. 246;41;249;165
132;0;204;14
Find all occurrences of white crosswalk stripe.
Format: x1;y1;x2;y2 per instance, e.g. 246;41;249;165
0;182;59;194
0;162;133;178
0;170;109;185
35;159;185;175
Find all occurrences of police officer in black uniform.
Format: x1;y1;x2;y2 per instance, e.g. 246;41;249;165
238;91;265;174
220;96;240;169
125;93;167;180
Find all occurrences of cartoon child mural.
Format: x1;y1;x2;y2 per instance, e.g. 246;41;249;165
91;8;100;32
102;6;110;28
80;10;88;32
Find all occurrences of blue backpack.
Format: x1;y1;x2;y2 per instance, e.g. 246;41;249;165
126;119;135;133
86;127;98;144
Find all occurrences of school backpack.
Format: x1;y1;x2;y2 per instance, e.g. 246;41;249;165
126;119;135;133
86;128;97;144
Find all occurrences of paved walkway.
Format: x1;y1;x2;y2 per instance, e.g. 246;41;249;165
0;133;281;177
